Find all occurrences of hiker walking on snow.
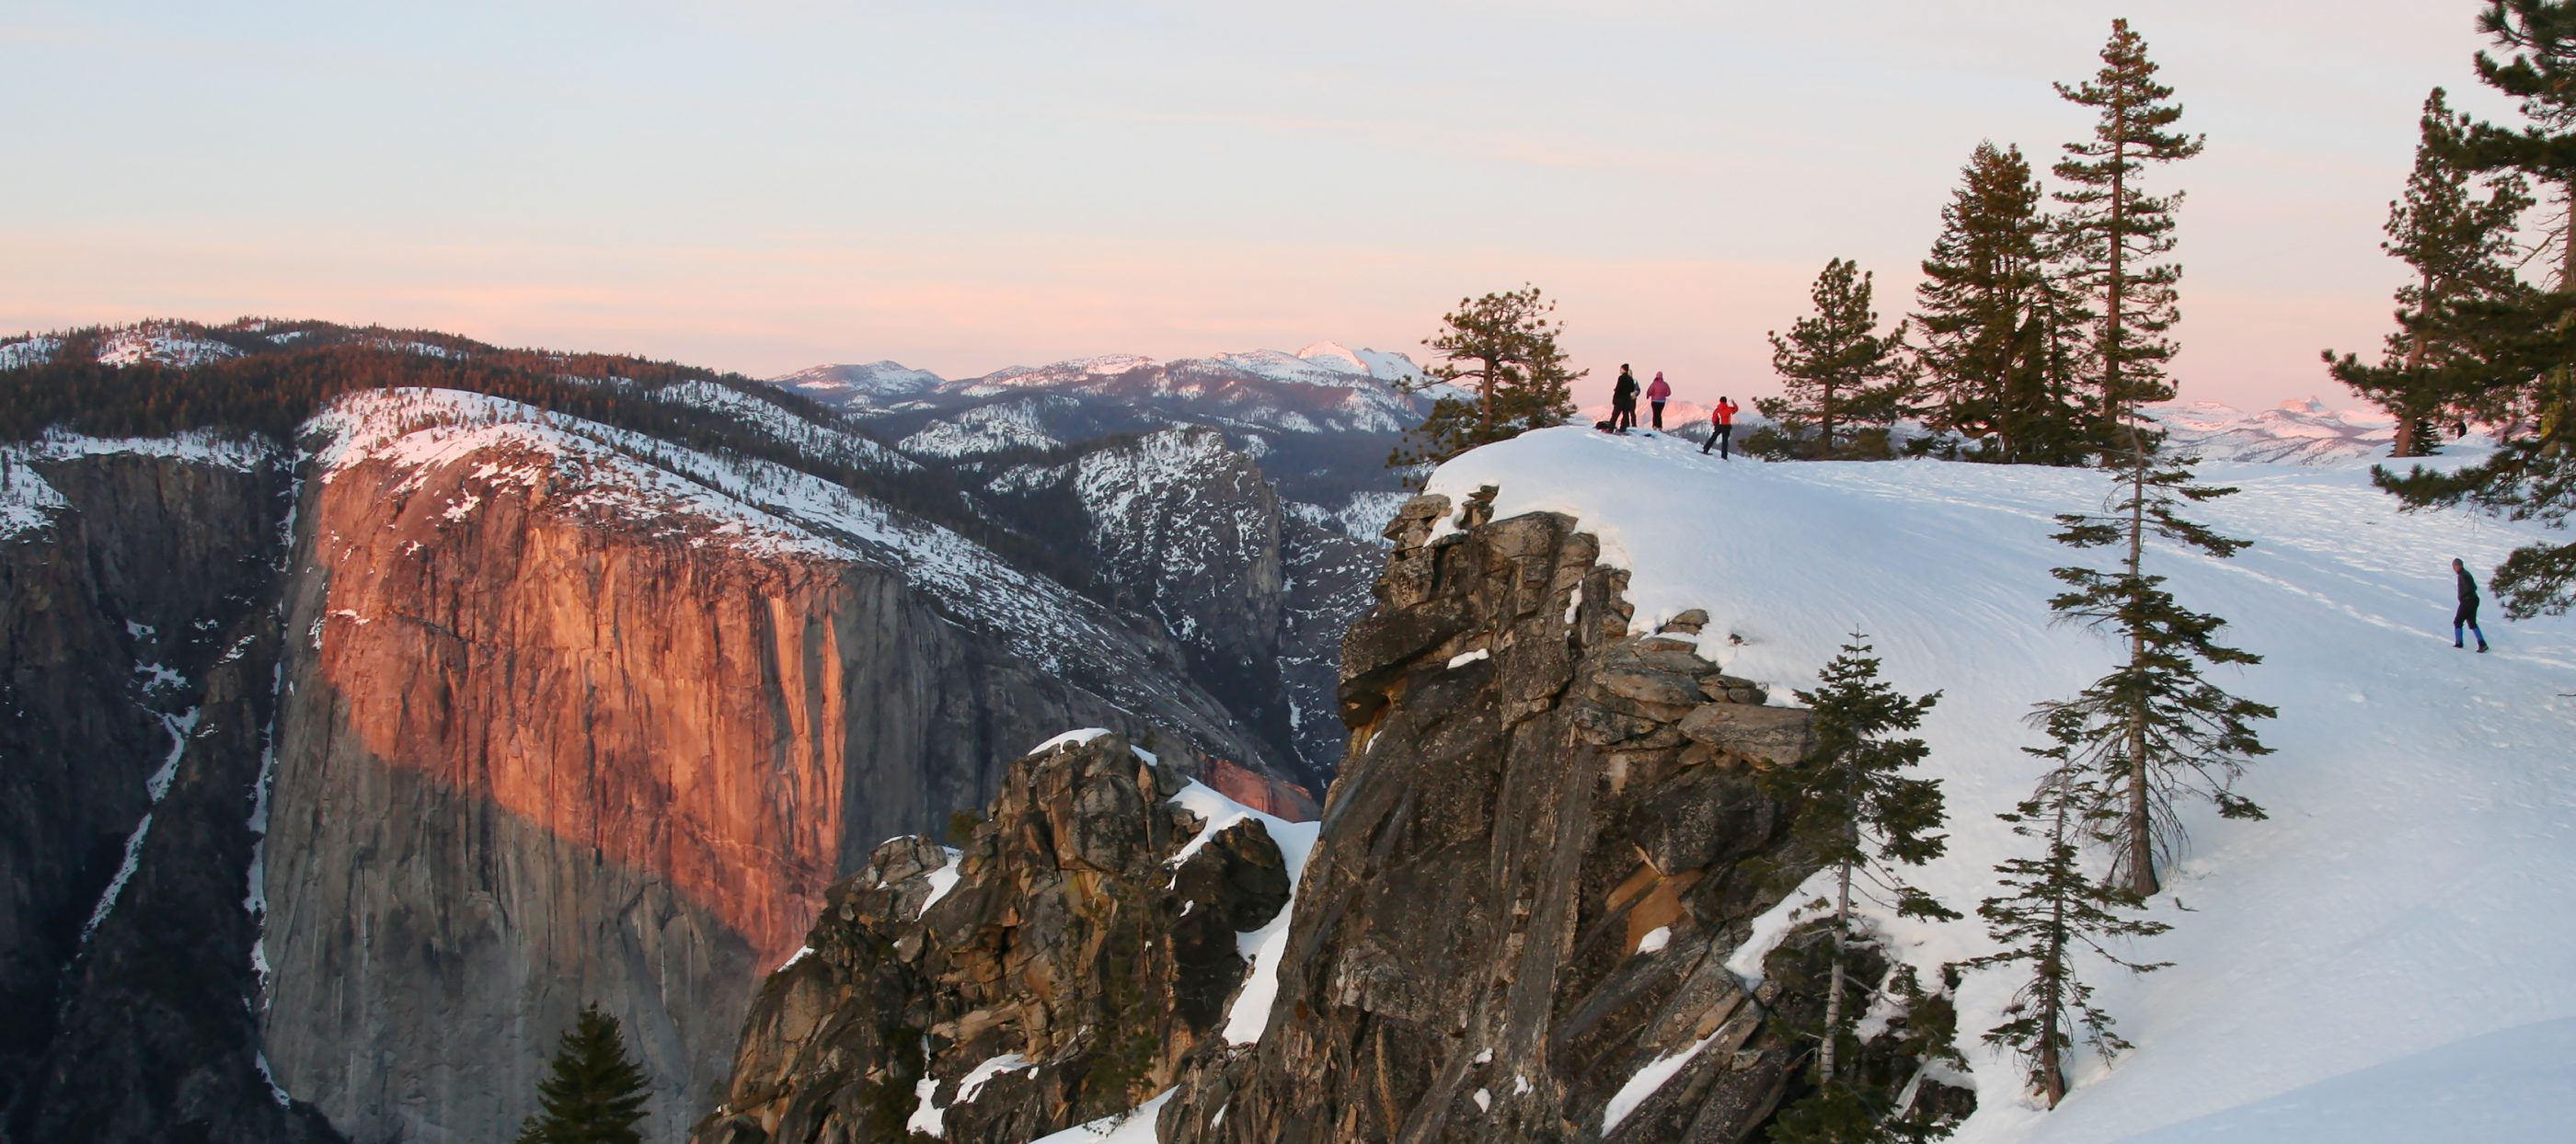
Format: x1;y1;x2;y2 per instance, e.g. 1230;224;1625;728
1612;365;1639;432
2453;557;2490;652
1702;395;1740;458
1646;372;1671;430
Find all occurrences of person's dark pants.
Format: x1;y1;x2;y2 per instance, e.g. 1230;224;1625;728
1613;400;1636;431
1650;400;1666;429
2455;601;2487;647
1702;423;1732;457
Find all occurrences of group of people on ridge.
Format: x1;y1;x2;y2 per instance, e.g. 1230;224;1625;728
1598;370;2496;652
1606;364;1738;459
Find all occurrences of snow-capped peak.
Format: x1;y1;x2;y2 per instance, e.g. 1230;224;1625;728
1294;341;1370;373
773;360;945;399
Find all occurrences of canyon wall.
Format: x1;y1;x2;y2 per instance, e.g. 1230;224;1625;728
254;429;1282;1142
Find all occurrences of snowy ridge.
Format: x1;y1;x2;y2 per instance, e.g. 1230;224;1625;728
0;335;62;370
901;398;1066;458
2144;397;2405;465
773;342;1427;439
776;360;945;401
3;431;275;541
306;388;1194;714
626;375;917;474
96;322;243;369
1422;427;2576;1142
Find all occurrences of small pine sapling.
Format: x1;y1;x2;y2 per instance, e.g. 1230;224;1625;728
1967;758;2169;1109
1762;636;1958;1137
515;1002;651;1144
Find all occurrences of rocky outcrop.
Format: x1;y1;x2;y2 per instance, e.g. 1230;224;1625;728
692;488;1974;1142
693;731;1293;1143
1156;491;1834;1142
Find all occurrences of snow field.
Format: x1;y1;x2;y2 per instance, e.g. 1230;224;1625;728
1424;426;2576;1143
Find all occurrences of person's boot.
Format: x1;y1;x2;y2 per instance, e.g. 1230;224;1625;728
2478;638;2490;653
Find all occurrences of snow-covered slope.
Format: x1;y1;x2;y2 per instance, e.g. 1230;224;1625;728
1423;427;2576;1143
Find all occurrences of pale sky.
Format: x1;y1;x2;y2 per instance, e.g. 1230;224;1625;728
0;2;2525;409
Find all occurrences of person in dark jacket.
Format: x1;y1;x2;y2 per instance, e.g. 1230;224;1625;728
1646;371;1672;429
1612;365;1639;432
2453;557;2490;652
1701;396;1739;458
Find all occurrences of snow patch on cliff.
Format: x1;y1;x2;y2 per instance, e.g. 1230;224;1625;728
1161;780;1320;1047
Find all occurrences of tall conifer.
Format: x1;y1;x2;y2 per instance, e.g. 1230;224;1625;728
2043;457;2273;898
1915;143;2087;463
1762;259;1911;457
2328;89;2533;458
2374;2;2576;617
515;1003;651;1144
2052;19;2203;437
1966;761;2168;1109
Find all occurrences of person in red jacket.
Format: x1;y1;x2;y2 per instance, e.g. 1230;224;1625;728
1702;395;1740;458
1646;372;1672;429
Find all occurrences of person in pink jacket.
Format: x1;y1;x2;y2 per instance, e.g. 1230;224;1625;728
1645;372;1672;430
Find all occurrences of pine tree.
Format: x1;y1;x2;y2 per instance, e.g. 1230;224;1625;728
1965;761;2169;1109
2327;89;2534;459
515;1003;651;1144
2043;455;2274;898
1387;285;1581;476
1760;259;1911;458
1762;637;1956;1103
2052;18;2203;438
1913;143;2091;463
2373;2;2576;617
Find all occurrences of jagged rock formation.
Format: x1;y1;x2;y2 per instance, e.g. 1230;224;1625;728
695;731;1293;1143
1156;491;1828;1142
693;489;1972;1143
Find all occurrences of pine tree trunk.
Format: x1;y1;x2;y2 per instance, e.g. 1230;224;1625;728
1478;355;1498;440
2396;271;2434;458
1822;380;1838;459
2561;179;2575;293
2122;417;2157;898
1820;852;1854;1084
2041;795;2073;1109
2104;121;2129;429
